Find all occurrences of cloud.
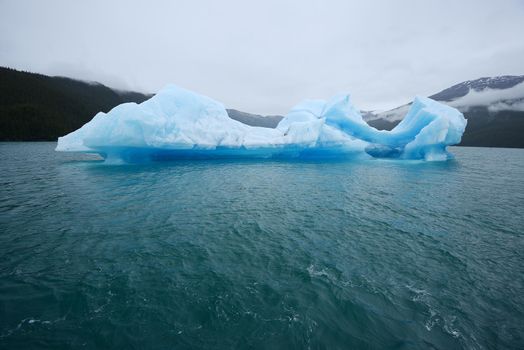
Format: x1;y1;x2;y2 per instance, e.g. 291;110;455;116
449;82;524;112
488;101;524;113
1;0;523;114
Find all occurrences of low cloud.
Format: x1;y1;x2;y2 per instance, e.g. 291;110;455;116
1;0;524;114
449;82;524;112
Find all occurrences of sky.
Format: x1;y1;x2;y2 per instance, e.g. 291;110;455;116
1;0;524;115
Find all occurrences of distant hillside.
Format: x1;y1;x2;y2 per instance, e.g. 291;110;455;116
0;67;284;141
2;67;523;148
365;76;524;148
429;76;524;101
226;109;283;128
0;67;151;141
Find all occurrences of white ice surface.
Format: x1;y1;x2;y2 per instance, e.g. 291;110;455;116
56;85;467;161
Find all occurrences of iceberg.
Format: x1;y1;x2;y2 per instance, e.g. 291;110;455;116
56;85;467;162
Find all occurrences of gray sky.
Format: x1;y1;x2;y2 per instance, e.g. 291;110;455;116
1;0;523;114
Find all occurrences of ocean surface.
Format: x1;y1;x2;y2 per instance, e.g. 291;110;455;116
0;142;523;349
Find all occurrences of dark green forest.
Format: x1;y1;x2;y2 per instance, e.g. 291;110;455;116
0;67;150;141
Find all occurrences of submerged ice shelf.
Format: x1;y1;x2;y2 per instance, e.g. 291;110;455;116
56;85;467;162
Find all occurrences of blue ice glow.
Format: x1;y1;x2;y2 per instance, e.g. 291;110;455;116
56;85;467;162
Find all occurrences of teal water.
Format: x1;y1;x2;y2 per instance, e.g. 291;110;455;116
0;143;523;349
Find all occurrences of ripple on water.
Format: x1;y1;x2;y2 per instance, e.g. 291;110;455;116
0;143;523;349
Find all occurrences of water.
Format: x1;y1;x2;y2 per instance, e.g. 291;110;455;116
1;143;523;349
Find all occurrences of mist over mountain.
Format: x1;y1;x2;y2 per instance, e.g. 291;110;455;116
1;66;523;148
0;67;151;141
366;76;524;148
0;67;284;141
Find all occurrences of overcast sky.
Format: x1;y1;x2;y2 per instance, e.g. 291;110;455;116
1;0;523;114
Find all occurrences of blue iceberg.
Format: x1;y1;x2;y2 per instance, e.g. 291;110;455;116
56;85;467;162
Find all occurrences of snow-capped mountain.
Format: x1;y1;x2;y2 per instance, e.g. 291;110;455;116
430;75;524;102
366;76;524;148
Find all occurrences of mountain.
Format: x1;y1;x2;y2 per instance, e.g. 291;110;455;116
0;67;152;141
2;67;523;148
226;109;283;128
0;67;282;141
365;76;524;148
430;76;524;101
